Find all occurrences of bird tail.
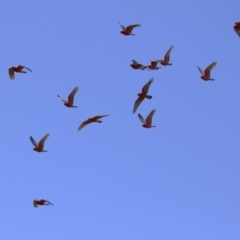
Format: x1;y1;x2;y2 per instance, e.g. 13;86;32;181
97;121;102;123
146;95;152;99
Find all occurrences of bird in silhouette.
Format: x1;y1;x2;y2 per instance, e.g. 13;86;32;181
118;22;141;36
130;59;149;70
57;87;79;108
30;133;50;152
133;78;153;114
78;115;109;131
198;62;217;81
33;199;53;208
138;109;156;128
148;60;161;70
234;22;240;37
8;65;32;80
159;45;174;66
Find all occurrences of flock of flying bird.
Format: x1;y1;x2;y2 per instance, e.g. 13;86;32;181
7;21;240;208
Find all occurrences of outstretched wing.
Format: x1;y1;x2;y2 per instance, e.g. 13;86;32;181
57;95;66;103
8;68;15;80
68;87;79;105
138;113;146;124
146;109;156;126
142;78;153;94
43;199;54;206
23;66;33;72
118;22;125;30
30;136;38;147
133;97;143;114
78;120;90;131
164;45;173;62
126;24;141;33
95;114;109;119
131;59;139;64
39;133;50;149
197;67;204;75
204;62;217;77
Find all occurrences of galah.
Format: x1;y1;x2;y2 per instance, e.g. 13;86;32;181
118;22;141;36
78;115;109;131
30;133;50;152
133;78;153;114
130;59;149;70
159;45;174;66
138;109;156;128
57;87;79;108
198;62;217;81
33;199;53;208
234;22;240;37
148;60;161;70
8;65;32;80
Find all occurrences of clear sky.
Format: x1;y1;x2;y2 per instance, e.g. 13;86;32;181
1;0;240;239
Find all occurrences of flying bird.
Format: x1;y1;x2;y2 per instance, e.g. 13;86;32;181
138;109;156;128
33;199;53;208
198;62;217;81
57;87;79;108
78;115;109;131
118;22;141;36
234;22;240;37
30;133;50;152
133;78;153;114
130;59;149;70
148;60;161;70
8;65;32;80
159;45;174;66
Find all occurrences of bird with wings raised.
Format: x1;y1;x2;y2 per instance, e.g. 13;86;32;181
78;115;109;131
159;45;174;66
133;78;153;114
57;86;79;108
138;109;156;128
148;60;161;70
8;65;32;80
198;62;217;81
30;133;50;152
130;59;149;70
118;22;141;36
33;199;53;207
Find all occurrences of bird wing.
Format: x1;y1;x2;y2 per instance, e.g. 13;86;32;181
30;136;38;147
204;62;217;77
138;113;146;124
142;78;153;94
164;45;173;62
95;115;109;120
146;109;156;126
78;120;90;131
118;22;125;30
8;68;15;80
38;133;50;149
133;97;143;114
68;87;79;105
44;200;54;206
23;66;33;72
197;67;204;75
126;24;141;33
131;59;139;64
57;95;67;103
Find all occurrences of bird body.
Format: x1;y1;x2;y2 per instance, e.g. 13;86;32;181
33;199;53;207
130;59;148;70
8;65;32;80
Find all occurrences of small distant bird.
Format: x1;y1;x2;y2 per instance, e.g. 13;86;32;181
78;115;109;131
130;59;149;70
234;22;240;37
198;62;217;81
33;199;53;208
148;60;161;70
159;45;174;66
118;22;141;36
30;133;50;152
133;78;153;114
8;65;32;80
57;87;79;108
138;109;156;128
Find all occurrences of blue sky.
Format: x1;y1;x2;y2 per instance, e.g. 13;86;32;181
1;0;240;239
